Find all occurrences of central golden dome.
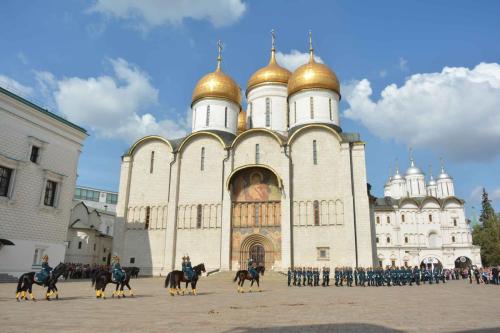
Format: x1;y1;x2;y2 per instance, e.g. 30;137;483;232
192;46;241;107
287;35;340;97
247;49;291;95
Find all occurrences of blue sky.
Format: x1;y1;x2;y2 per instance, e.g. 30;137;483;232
1;0;499;217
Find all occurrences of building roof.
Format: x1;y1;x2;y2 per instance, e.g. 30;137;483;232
0;86;87;134
373;195;465;211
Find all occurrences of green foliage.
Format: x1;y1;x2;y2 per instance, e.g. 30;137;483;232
472;188;500;266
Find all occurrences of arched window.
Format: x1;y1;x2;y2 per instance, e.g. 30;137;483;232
313;200;320;226
312;140;318;165
196;204;202;229
452;236;456;243
265;97;271;127
429;214;433;222
401;214;405;223
200;147;205;171
145;206;150;229
376;216;380;224
428;232;439;247
310;96;314;119
453;219;457;226
329;98;332;120
404;236;408;244
150;151;155;174
205;105;210;126
386;216;390;224
386;236;391;244
224;107;228;128
255;144;260;164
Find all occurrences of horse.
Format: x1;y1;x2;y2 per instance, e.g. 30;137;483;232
15;262;68;301
165;263;206;296
124;266;140;278
233;265;265;293
92;269;133;299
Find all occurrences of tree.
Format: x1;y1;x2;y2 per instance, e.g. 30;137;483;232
472;188;500;266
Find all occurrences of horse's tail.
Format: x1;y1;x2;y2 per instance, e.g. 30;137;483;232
233;271;239;282
16;274;24;292
165;273;171;288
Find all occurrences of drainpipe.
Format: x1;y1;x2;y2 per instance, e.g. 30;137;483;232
283;144;294;268
220;148;231;271
349;142;359;267
171;152;182;271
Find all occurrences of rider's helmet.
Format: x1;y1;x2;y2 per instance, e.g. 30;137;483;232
42;254;49;262
112;255;120;263
186;255;190;261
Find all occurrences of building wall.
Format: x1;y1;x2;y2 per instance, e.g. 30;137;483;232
0;91;86;277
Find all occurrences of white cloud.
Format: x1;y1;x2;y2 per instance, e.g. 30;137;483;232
88;0;246;29
470;186;500;202
52;58;188;141
275;50;323;72
343;63;500;161
0;75;33;97
399;57;409;71
379;69;387;78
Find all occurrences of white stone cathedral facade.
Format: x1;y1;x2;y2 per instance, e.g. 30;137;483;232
374;158;482;269
114;35;376;275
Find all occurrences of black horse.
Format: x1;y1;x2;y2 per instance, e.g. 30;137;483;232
233;265;265;293
165;263;206;296
124;266;140;278
15;262;68;301
92;269;133;299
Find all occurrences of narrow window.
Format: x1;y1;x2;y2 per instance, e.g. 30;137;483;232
33;249;39;265
428;214;433;222
378;260;383;267
376;237;379;244
205;105;210;126
30;146;40;163
93;243;96;251
150;151;155;174
249;102;253;128
452;236;456;243
294;101;297;123
387;237;391;244
145;206;150;229
255;144;260;164
78;241;82;249
401;214;405;223
376;216;380;224
0;166;13;197
200;147;205;171
405;236;408;244
265;97;271;127
196;204;202;229
44;180;57;207
313;200;320;226
329;98;332;120
391;260;395;267
310;96;314;119
453;219;457;226
312;140;318;165
130;258;135;264
106;226;110;234
224;107;228;128
386;216;390;224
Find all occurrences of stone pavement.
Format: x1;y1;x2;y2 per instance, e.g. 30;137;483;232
0;272;499;333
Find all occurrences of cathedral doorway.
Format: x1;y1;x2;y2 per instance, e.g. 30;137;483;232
228;166;282;270
454;256;472;269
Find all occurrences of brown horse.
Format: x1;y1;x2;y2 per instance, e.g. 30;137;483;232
165;263;205;296
233;266;265;293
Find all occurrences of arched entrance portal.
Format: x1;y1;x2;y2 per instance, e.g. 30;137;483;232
229;166;282;270
420;256;443;271
454;256;472;269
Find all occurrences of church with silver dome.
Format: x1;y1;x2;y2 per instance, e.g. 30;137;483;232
112;33;480;275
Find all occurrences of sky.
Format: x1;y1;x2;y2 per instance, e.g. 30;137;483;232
1;0;499;217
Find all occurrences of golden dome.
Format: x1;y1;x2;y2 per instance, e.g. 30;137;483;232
247;49;291;94
288;33;340;97
237;110;246;134
192;42;241;106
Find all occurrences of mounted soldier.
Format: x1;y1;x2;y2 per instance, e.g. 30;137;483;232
247;257;258;279
111;255;124;283
35;254;52;283
182;255;195;280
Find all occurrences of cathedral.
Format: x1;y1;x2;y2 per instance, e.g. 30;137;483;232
113;33;376;275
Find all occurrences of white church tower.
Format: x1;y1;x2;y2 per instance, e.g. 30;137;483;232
436;160;455;198
246;30;291;133
191;41;241;135
426;165;438;197
404;149;426;198
288;32;341;129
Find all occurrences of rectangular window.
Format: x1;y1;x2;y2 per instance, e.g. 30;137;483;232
429;214;433;222
30;146;40;163
255;144;260;164
106;193;118;204
387;237;391;243
196;204;202;229
32;249;39;265
44;180;57;207
310;96;314;119
401;214;405;222
452;236;456;242
74;188;81;199
249;102;253;128
106;226;110;234
391;260;396;267
200;147;205;171
265;98;271;127
405;236;408;244
205;105;210;126
150;151;155;174
317;247;330;259
224;107;228;128
145;206;150;229
130;257;135;264
0;166;13;197
329;98;332;120
376;216;380;224
93;243;96;251
313;200;320;226
376;237;379;244
312;140;318;165
386;216;390;224
78;241;82;249
378;260;383;267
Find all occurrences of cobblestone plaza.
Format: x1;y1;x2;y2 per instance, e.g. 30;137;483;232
1;273;499;333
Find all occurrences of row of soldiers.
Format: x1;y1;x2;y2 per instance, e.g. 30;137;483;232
287;267;331;287
288;266;447;287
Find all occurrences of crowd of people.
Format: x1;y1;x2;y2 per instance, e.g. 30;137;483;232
64;263;109;279
287;266;500;287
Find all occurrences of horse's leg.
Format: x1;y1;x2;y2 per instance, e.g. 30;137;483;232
257;276;261;292
120;282;125;297
192;280;198;296
249;279;254;292
240;277;245;293
53;284;59;300
113;283;119;298
126;282;134;296
46;285;52;301
29;282;36;301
